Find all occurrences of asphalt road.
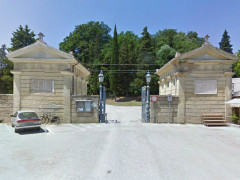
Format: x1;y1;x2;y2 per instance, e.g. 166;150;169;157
0;105;240;180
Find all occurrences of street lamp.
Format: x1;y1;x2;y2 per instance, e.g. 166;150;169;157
145;71;151;122
98;70;104;123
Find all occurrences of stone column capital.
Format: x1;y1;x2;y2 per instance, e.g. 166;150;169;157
61;71;74;76
10;70;22;75
224;72;235;77
174;72;188;77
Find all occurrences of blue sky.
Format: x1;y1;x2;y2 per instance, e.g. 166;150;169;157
0;0;239;52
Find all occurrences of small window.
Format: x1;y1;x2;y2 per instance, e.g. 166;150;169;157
30;80;54;93
76;100;92;112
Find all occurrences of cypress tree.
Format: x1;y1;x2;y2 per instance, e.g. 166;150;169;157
219;30;233;54
109;25;119;100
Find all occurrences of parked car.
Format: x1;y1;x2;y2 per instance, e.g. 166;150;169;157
11;110;41;133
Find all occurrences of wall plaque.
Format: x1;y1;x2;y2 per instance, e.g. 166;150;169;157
194;80;217;94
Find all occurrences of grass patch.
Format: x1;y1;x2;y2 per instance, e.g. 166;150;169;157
106;97;141;106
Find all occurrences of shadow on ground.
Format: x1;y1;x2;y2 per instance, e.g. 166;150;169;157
18;128;48;135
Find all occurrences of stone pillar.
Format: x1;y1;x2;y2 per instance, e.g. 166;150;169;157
176;72;187;123
76;76;80;95
74;75;78;95
80;78;83;95
169;77;172;95
225;72;234;122
82;80;86;95
158;81;161;95
10;70;22;113
61;71;74;123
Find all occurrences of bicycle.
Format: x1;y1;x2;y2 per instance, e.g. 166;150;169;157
45;113;60;125
40;112;60;125
40;112;50;124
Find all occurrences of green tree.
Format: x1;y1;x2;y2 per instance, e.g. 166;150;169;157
0;44;13;93
60;21;112;95
219;30;233;53
59;21;111;64
153;29;204;54
118;31;139;96
138;26;154;64
9;25;36;51
156;45;176;66
134;27;158;96
109;25;119;100
233;50;240;77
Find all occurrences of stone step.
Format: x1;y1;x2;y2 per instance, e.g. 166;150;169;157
202;117;223;120
204;123;227;126
203;120;227;122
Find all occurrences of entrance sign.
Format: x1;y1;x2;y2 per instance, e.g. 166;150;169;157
168;95;172;102
194;80;217;94
151;96;158;102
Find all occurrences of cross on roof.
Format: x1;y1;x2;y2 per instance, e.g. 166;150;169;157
205;34;210;43
38;32;44;41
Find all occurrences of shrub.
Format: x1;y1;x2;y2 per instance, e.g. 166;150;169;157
232;112;239;124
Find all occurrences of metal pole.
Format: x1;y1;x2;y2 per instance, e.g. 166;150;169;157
168;101;170;123
146;83;150;123
99;84;103;123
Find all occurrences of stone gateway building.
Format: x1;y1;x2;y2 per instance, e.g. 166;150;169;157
150;39;239;124
5;34;99;123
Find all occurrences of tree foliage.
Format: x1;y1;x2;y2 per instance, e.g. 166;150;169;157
0;44;13;93
219;30;233;54
59;21;111;64
156;45;176;66
9;25;36;51
118;31;139;96
233;50;240;77
109;25;119;99
153;29;204;54
1;25;36;93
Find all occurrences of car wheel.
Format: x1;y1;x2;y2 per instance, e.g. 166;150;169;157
15;129;18;133
11;124;14;127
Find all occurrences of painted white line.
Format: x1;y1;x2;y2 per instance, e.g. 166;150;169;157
80;124;88;127
67;124;86;131
46;128;54;134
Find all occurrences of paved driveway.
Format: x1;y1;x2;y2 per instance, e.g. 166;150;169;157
0;105;240;180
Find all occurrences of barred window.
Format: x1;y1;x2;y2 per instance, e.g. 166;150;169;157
30;80;54;93
75;100;92;112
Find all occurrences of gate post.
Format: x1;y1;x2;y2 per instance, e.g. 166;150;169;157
141;86;146;121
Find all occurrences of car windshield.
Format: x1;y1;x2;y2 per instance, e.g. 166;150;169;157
18;112;39;120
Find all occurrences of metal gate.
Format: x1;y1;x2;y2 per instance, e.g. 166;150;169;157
141;86;146;121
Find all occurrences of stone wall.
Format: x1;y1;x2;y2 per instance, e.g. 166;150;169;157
71;95;99;123
18;70;66;121
150;95;179;123
184;72;227;123
0;94;13;123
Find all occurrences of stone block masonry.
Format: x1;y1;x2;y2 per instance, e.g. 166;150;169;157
0;94;13;123
71;95;99;123
150;95;179;123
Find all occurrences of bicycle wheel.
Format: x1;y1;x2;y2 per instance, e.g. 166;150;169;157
40;117;47;124
53;117;60;125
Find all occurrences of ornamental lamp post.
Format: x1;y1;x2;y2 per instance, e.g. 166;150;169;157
98;70;104;123
145;71;151;122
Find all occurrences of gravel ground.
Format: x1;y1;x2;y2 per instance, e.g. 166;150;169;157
0;105;240;180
